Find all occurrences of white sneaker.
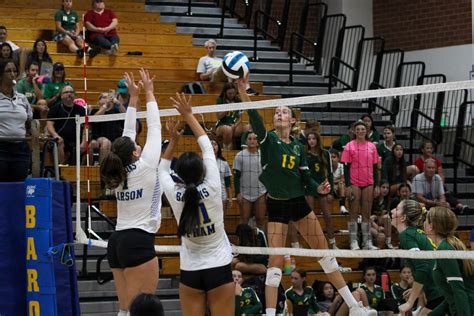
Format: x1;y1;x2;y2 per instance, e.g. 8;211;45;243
386;241;394;249
412;305;422;316
363;240;379;250
349;301;377;316
350;240;360;250
330;242;339;250
340;205;349;215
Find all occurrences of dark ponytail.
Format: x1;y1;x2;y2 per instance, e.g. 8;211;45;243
100;136;135;189
176;152;205;237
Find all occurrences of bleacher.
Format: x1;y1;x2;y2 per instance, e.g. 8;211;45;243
5;0;473;315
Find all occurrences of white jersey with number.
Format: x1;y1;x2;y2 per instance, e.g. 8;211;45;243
158;135;233;271
115;103;162;234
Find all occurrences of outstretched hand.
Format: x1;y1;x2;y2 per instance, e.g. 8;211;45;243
139;68;155;93
235;72;249;93
166;119;183;141
170;92;193;117
123;72;141;97
317;179;331;195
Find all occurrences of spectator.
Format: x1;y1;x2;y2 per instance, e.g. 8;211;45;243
371;181;393;249
315;282;338;314
84;0;120;56
196;39;256;95
390;266;414;308
0;26;24;70
413;140;468;214
0;42;13;60
330;122;354;152
382;143;407;196
330;150;350;215
211;139;232;213
54;0;86;57
46;85;92;164
342;120;381;250
354;267;396;315
424;207;474;315
414;141;444;181
129;293;164;316
43;62;72;108
285;269;328;316
389;182;417;210
471;228;474;250
360;114;380;144
233;131;266;229
305;130;337;249
0;59;32;182
232;223;268;275
233;269;262;315
215;82;250;150
25;40;53;78
377;125;396;163
412;158;449;209
90;92;124;163
115;79;130;111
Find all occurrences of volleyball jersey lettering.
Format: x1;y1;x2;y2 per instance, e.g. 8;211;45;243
116;188;143;201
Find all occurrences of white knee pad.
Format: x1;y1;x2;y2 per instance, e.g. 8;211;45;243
265;267;282;288
319;256;339;274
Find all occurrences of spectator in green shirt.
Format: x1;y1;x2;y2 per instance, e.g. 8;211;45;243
233;269;262;315
53;0;85;57
16;61;48;122
43;62;72;108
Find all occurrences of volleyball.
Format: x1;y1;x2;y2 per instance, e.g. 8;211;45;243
222;51;251;80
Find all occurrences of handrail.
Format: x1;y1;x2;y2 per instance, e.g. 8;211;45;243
252;10;282;60
219;0;253;37
186;0;192;16
297;1;327;54
289;31;317;85
452;101;473;195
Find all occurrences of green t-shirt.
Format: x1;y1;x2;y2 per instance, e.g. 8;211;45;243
377;141;395;163
369;129;381;144
373;195;389;215
43;82;72;107
248;109;317;199
331;134;351;151
390;282;408;305
285;286;319;314
359;284;385;309
235;287;262;315
306;150;334;196
432;240;474;316
55;9;79;32
398;226;442;302
16;78;42;105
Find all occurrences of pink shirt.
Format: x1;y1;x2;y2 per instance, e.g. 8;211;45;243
341;140;380;187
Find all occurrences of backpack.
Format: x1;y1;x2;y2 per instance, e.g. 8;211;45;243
182;82;207;94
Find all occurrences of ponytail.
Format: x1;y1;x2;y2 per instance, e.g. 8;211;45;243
177;184;201;237
100;152;126;189
100;136;136;189
446;235;474;276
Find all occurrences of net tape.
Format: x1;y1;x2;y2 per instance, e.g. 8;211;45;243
75;80;474;260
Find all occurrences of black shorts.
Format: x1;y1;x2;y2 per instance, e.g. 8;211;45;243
180;263;233;291
426;296;444;310
267;196;311;224
107;228;156;269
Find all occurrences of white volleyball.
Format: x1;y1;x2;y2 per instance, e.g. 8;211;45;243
222;51;251;80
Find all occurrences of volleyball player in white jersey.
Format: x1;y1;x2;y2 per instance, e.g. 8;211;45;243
100;69;162;316
158;93;234;316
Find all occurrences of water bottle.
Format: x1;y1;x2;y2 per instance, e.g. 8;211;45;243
291;258;296;271
440;111;448;127
283;255;292;274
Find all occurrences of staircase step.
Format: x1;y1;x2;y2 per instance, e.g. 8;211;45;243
263;85;338;96
177;26;254;36
159;15;244;27
193;37;277;49
149;5;221;15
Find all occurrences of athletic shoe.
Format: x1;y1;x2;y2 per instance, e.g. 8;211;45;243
362;240;379;250
386;241;394;249
110;43;119;55
412;305;422;316
76;48;84;58
246;88;258;96
350;240;360;250
89;48;100;58
349;301;377;316
340;205;349;215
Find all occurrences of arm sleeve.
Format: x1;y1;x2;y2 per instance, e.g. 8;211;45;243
344;163;352;186
199;135;221;188
382;158;390;183
326;150;335;189
122;106;137;139
247;109;267;143
374;164;380;186
233;170;241;195
224;176;231;188
437;259;471;316
140;101;162;168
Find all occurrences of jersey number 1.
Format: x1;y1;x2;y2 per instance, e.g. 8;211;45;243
198;203;211;224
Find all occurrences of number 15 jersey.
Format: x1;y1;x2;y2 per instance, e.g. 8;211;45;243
158;135;233;271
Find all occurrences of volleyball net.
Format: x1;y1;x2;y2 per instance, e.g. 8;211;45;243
72;79;474;263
